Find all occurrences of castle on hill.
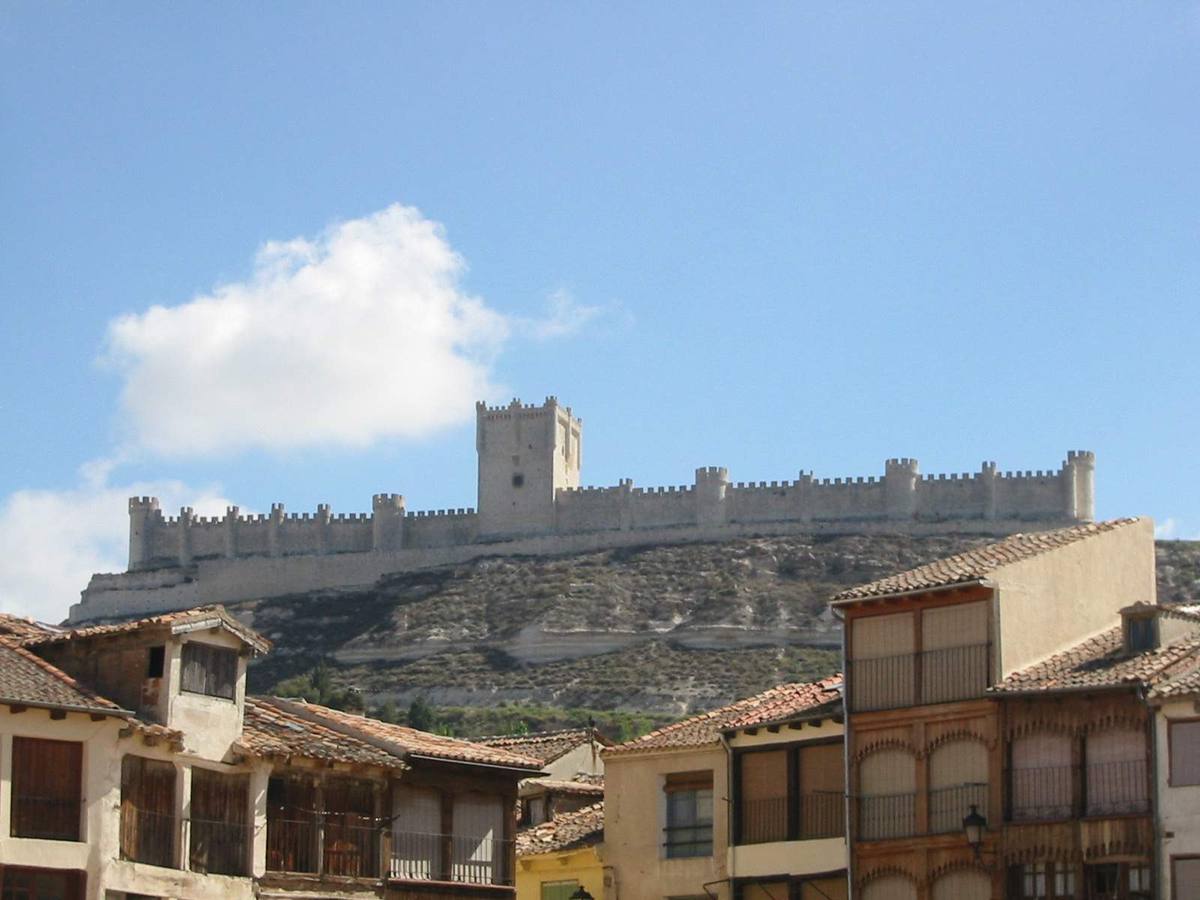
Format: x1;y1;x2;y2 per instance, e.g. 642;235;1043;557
72;396;1095;622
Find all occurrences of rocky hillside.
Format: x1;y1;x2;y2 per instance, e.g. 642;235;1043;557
233;534;1200;725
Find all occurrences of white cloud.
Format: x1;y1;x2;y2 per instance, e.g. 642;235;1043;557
1157;518;1178;539
104;204;511;456
0;465;231;623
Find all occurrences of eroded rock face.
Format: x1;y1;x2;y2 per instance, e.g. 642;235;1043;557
234;535;1200;717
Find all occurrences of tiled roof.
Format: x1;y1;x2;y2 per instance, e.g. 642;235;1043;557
1151;666;1200;699
604;676;843;756
0;637;126;716
26;605;271;654
479;727;611;764
0;614;63;642
516;801;604;857
253;698;543;771
239;697;406;770
832;519;1142;603
992;627;1200;695
521;777;605;797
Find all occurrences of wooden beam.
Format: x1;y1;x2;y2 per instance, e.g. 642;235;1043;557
8;704;26;714
49;709;66;720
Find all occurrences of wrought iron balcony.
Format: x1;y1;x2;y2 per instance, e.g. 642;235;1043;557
849;643;990;712
737;792;845;844
390;831;513;886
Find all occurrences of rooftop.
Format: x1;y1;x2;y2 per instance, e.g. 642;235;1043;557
252;697;543;771
831;518;1142;603
520;777;605;798
993;625;1200;695
0;637;126;717
479;726;611;764
25;604;271;654
516;801;604;857
239;697;406;770
604;676;842;757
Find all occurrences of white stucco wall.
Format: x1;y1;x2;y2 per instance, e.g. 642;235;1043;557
1156;698;1200;899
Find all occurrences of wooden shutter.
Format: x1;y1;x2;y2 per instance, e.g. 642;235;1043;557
801;877;848;900
1011;733;1072;819
1170;721;1200;786
798;742;844;838
392;785;442;880
452;793;505;884
1173;858;1200;899
921;602;990;703
120;755;176;866
851;612;915;710
12;737;83;841
858;749;915;840
739;750;788;843
862;876;915;900
181;642;237;699
741;882;789;900
190;768;248;875
1087;729;1147;815
266;776;319;873
931;870;989;900
324;778;378;877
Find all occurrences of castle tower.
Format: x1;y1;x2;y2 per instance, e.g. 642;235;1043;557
476;396;582;538
128;496;161;569
1064;450;1096;522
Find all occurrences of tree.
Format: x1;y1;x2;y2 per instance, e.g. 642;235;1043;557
407;697;435;732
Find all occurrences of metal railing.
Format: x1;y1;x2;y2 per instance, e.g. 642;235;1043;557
737;792;845;844
389;831;513;886
189;817;250;876
928;783;988;835
663;823;714;858
849;643;990;712
120;806;176;867
1009;765;1074;821
266;814;381;877
1086;759;1150;816
857;793;916;841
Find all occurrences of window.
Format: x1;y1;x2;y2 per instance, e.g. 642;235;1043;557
0;867;85;900
1086;729;1148;815
734;742;844;845
1126;616;1157;653
664;771;713;858
931;870;989;900
512;474;524;488
180;642;237;700
1010;732;1073;820
1084;863;1151;899
927;739;987;834
1173;857;1200;899
1170;720;1200;786
858;748;916;840
120;755;176;867
189;768;249;876
147;645;165;678
11;738;82;841
541;880;579;900
1009;863;1075;899
861;876;916;900
737;749;787;844
391;784;441;881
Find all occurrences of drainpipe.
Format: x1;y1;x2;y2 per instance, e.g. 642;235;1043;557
602;864;618;900
1140;683;1162;900
832;605;855;900
720;730;735;887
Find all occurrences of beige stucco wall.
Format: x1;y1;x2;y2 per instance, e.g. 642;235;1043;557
1156;698;1200;899
166;629;248;760
603;745;729;900
0;702;262;900
516;845;605;900
994;517;1156;677
543;741;604;782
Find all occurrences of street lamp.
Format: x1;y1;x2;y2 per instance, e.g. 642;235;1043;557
569;889;595;900
962;804;987;860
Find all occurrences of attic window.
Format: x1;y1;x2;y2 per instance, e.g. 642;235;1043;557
1125;615;1158;654
512;473;524;488
181;642;237;700
147;645;165;679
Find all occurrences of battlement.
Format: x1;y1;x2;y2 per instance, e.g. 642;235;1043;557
109;397;1096;615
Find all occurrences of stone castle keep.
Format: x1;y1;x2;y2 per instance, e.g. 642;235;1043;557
72;396;1095;622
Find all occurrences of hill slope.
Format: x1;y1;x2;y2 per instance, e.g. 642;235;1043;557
234;533;1200;726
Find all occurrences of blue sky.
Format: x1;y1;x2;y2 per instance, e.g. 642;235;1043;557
2;3;1198;620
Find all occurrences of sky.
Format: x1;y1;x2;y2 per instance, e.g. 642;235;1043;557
1;3;1199;622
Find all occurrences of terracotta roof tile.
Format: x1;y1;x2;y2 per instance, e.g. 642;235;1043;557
0;637;126;715
992;627;1200;695
258;698;543;770
238;697;405;770
831;519;1142;603
516;801;604;856
479;728;611;764
0;614;63;642
521;777;605;798
604;676;842;757
27;605;271;654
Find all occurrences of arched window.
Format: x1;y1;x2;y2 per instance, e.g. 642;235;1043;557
931;869;990;900
1010;732;1072;820
1086;728;1148;815
861;874;916;900
858;748;916;839
928;738;988;833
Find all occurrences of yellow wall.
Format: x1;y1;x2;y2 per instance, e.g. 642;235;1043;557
517;845;605;900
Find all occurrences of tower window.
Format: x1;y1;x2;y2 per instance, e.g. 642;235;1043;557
512;474;525;488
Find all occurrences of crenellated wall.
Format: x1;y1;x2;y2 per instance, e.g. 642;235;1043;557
79;398;1096;622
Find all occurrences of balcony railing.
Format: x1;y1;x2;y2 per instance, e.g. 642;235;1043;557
849;643;990;712
120;806;176;868
928;783;988;835
389;832;513;886
1086;759;1149;816
738;792;845;844
189;817;251;876
267;814;381;877
857;793;916;841
13;794;83;842
1009;765;1074;821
